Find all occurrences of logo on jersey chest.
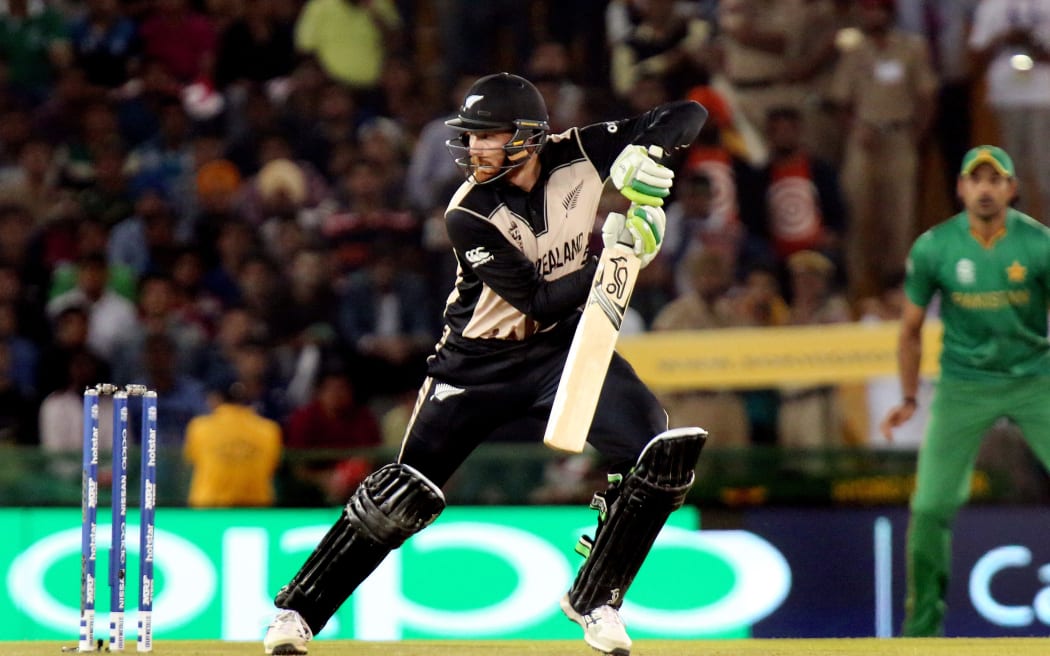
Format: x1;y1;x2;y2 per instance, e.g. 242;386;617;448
955;259;975;285
536;232;586;276
950;257;1033;310
955;258;1029;285
561;181;584;215
1007;260;1027;283
508;222;523;249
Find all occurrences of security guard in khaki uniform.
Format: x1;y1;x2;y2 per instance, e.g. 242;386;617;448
785;0;862;166
829;0;937;300
718;0;808;148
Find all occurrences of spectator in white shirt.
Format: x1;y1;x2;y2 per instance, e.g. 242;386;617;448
46;253;138;362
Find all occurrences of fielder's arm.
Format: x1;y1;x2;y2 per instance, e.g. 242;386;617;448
880;299;925;440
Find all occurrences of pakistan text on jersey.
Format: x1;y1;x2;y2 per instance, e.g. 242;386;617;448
535;233;587;276
950;289;1031;310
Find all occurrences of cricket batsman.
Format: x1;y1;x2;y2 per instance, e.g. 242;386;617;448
263;73;708;656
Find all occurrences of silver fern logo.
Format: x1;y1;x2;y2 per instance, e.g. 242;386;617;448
431;383;465;402
561;181;584;214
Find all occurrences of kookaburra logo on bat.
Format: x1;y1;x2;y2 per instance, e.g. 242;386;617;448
590;254;632;322
604;255;631;303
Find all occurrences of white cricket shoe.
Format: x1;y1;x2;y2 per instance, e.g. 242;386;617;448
560;594;632;656
263;609;313;655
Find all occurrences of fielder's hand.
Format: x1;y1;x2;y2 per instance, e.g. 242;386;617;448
610;144;673;206
879;398;917;442
601;204;665;268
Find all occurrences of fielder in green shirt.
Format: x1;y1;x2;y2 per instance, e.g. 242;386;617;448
881;145;1050;636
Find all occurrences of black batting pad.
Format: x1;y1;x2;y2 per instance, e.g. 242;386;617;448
567;428;706;613
274;464;445;633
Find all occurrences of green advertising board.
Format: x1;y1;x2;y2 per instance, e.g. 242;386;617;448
1;507;789;642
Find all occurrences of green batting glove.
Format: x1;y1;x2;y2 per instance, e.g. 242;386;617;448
624;203;666;268
610;144;674;207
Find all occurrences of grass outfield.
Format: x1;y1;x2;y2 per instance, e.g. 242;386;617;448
3;640;1049;656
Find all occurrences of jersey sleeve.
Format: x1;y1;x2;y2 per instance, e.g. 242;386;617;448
445;208;597;324
578;100;708;177
904;231;938;307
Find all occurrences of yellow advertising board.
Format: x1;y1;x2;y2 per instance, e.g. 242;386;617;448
617;320;943;390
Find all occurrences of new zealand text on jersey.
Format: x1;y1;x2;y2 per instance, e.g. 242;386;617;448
536;232;587;276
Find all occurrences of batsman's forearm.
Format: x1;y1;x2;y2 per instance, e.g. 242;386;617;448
897;329;922;399
527;258;600;324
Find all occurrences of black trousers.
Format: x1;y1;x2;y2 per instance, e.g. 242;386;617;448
397;352;667;487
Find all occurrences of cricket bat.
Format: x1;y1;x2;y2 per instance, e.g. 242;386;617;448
543;239;641;453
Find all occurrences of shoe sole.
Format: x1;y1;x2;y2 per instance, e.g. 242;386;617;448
586;639;631;656
559;595;631;656
265;644;308;655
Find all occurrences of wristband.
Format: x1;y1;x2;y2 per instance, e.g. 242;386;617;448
902;396;917;407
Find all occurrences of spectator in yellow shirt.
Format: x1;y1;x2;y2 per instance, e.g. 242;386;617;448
294;0;401;92
183;381;283;507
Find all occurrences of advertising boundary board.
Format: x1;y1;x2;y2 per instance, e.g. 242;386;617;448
2;506;791;641
744;506;1050;638
8;506;1048;640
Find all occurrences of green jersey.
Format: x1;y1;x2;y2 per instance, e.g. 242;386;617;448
905;208;1050;381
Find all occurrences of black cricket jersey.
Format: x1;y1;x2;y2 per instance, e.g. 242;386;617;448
426;100;707;385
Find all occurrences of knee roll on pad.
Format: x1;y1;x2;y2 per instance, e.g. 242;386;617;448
569;427;706;612
275;464;445;633
347;463;447;545
634;426;707;488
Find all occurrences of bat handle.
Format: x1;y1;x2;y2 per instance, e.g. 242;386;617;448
647;144;664;160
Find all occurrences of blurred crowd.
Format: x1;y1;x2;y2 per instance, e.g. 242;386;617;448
0;0;1042;503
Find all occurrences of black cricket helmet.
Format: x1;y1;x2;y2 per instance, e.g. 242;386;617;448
445;72;550;183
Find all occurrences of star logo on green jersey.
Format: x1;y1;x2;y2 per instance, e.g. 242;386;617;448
1007;260;1027;283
